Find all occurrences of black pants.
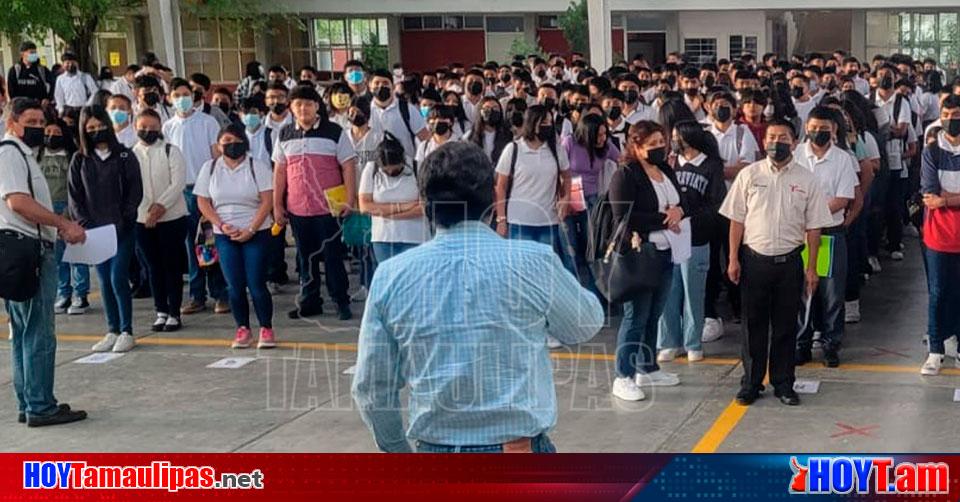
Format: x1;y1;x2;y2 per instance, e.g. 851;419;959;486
288;213;349;308
739;247;803;394
136;218;188;317
705;219;740;319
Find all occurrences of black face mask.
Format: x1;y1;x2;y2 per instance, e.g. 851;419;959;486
879;75;894;90
623;89;639;105
510;111;525;128
536;69;547;79
791;86;805;99
500;74;511;84
350;112;368;127
44;135;65;151
684;87;700;97
481;109;502;125
87;129;111;146
433;122;451;136
824;81;837;91
375;86;392;102
715;106;732;123
425;82;437;91
271;102;287;115
143;92;160;107
468;82;483;96
645;147;666;165
607;106;622;121
537;125;555;142
946;119;960;137
704;76;716;88
542;97;556;111
21;127;44;148
137;130;161;145
217;102;230;113
223;142;248;160
810;130;832;147
766;142;792;163
558;100;570;117
381;148;406;169
638;79;650;88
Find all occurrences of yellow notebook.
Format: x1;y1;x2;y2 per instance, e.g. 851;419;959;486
324;185;349;215
801;235;834;278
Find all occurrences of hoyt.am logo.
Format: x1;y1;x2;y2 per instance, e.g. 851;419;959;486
789;456;949;495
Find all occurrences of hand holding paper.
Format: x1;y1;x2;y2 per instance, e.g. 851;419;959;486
63;224;117;265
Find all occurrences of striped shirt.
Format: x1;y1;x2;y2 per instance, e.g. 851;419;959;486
351;221;605;452
272;119;356;217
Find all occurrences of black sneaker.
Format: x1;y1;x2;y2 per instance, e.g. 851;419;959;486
18;403;71;424
288;304;323;319
735;388;760;406
26;405;87;427
775;389;801;406
131;286;152;299
795;347;812;366
823;347;840;368
336;303;353;321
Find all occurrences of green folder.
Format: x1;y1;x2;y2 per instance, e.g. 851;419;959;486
801;235;834;278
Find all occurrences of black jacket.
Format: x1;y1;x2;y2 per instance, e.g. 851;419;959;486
608;160;686;251
673;155;727;246
6;63;51;101
68;148;143;236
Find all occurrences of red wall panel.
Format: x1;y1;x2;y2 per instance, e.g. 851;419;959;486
612;28;624;59
536;29;626;62
400;30;486;72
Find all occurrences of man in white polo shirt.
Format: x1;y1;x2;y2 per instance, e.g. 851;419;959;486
53;52;97;115
368;69;428;159
874;63;912;262
162;77;228;316
793;107;859;368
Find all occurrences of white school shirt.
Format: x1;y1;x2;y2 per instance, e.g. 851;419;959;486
875;91;911;172
708;122;760;174
115;123;137;148
54;72;97;113
796;142;859;227
370;98;427;159
131;140;188;223
494;139;570;227
358;161;430;244
648;177;680;250
161;111;221;185
192;156;273;234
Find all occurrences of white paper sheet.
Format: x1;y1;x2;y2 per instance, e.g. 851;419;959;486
63;224;117;265
206;357;257;369
664;218;691;264
793;379;821;394
797;293;814;336
74;353;124;364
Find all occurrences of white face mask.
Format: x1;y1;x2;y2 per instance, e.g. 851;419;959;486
763;104;775;119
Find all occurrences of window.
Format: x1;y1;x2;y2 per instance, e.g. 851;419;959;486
403;15;485;31
538;15;559;29
485;16;524;33
684;38;717;64
423;16;442;29
464;16;484;29
443;16;463;30
182;15;256;82
402;17;422;30
729;35;758;58
312;17;389;72
866;11;960;78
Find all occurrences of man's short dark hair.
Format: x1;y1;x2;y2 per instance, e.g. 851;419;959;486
289;85;321;103
418;142;494;228
189;73;212;90
19;41;37;53
134;75;161;90
942;94;960;111
266;82;289;94
344;59;364;70
169;78;191;93
5;97;43;124
766;118;796;139
240;95;268;113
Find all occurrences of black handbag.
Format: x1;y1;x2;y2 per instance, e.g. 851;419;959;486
0;141;43;302
591;211;667;304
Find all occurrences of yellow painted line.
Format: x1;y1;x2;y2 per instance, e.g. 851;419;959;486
690;399;749;453
55;333;357;352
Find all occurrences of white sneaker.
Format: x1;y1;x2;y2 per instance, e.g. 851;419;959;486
350;285;368;303
687;350;704;362
657;348;679;362
267;282;281;295
54;297;69;315
611;376;645;401
91;333;119;352
891;251;904;261
844;300;860;323
921;353;943;375
66;296;87;315
868;256;882;273
637;370;680;387
152;314;168;332
546;336;563;349
112;333;135;353
701;318;724;343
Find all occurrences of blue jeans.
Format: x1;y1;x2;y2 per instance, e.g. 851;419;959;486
798;232;847;350
925;248;960;354
658;244;710;352
508;223;576;276
563;195;601;298
52;201;89;299
184;188;227;303
96;229;135;334
215;231;273;329
7;248;60;416
372;241;418;263
616;249;674;377
415;434;557;453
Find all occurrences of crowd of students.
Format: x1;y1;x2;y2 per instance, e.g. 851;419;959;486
3;40;959;413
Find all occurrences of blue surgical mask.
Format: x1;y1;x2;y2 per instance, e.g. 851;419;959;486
173;96;194;113
242;113;261;131
108;109;129;126
26;52;39;64
420;106;431;118
345;70;364;85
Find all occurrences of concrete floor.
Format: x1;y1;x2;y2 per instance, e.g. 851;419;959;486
1;238;957;453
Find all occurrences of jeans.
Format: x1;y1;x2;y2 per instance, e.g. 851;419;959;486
508;223;576;276
136;218;188;316
372;241;418;263
845;213;868;302
798;232;847;350
216;231;273;329
615;249;673;378
266;231;289;284
925;248;960;354
563;195;601;298
288;213;350;308
354;244;376;288
415;434;556;453
883;174;905;253
184;188;227;304
52;201;89;299
705;219;740;319
6;248;60;416
658;244;710;352
96;229;135;334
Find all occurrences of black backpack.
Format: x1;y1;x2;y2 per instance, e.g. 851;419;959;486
586;191;618;267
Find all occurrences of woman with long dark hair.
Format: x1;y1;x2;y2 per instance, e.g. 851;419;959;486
466;97;513;164
441;90;468;139
656;97;698;141
68;105;143;353
657;120;726;363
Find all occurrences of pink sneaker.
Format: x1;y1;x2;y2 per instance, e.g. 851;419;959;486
257;327;277;349
232;327;253;349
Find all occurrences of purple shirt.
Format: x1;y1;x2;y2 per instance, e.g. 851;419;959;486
561;135;621;196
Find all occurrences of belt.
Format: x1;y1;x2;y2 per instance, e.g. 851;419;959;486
820;225;845;236
417;436;536;453
743;245;803;264
0;230;53;249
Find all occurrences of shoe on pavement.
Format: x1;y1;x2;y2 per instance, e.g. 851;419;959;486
823;347;840;368
844;300;860;323
257;328;277;349
152;313;168;332
288;304;323;319
868;256;882;273
350;286;368;303
795;346;812;365
775;389;801;406
112;333;135;353
735;388;760;406
180;301;206;315
636;370;680;387
890;251;904;261
546;336;563;349
214;300;231;314
336;303;353;321
921;353;943;376
267;282;281;295
27;406;87;427
611;376;645;401
54;297;69;315
701;318;724;343
232;327;253;349
19;403;70;424
687;350;704;362
657;348;679;363
67;296;89;315
91;333;119;352
163;316;182;332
